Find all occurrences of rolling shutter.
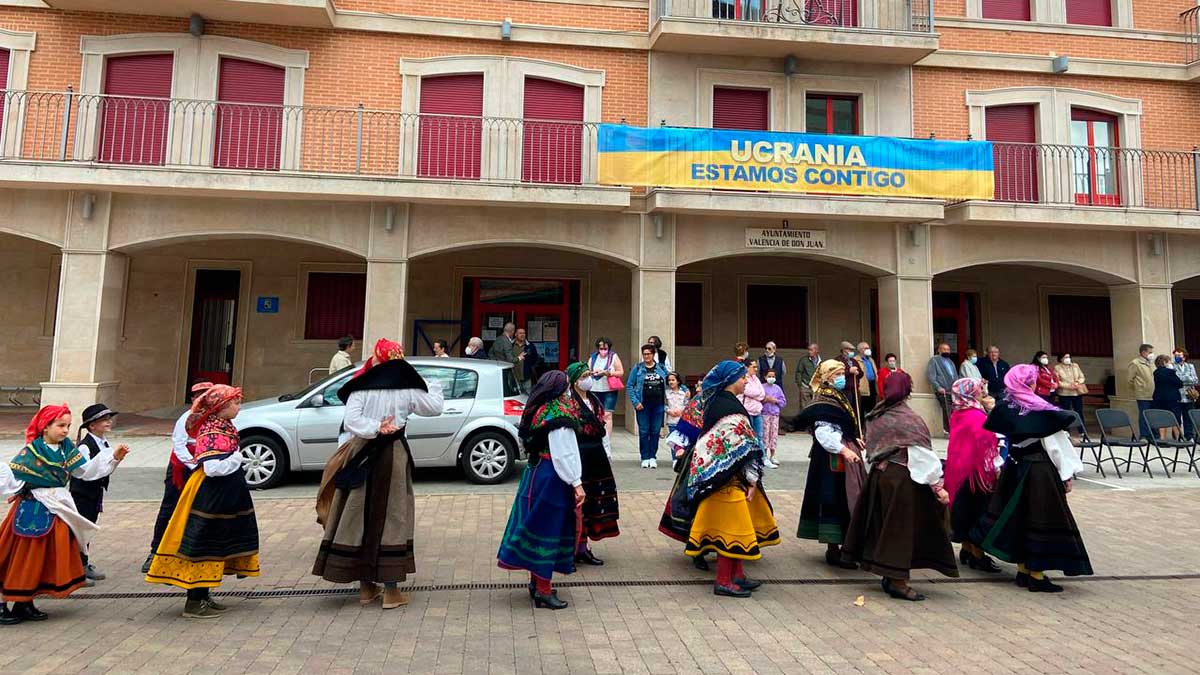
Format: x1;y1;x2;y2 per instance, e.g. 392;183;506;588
1065;0;1112;26
522;77;584;184
712;87;769;130
1048;295;1113;357
986;104;1039;202
305;272;367;340
214;58;285;171
98;53;174;165
418;74;484;180
982;0;1031;21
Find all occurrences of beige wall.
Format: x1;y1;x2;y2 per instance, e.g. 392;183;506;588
0;234;57;388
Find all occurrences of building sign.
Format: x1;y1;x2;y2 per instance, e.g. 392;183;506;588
746;226;825;250
597;124;995;200
256;296;279;313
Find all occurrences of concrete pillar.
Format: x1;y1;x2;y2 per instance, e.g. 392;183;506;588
878;222;941;432
626;213;676;431
41;192;126;419
362;203;409;357
1109;282;1174;413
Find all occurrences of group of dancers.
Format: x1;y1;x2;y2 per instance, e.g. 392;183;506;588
0;340;1095;622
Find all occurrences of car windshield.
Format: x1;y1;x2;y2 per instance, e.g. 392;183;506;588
502;366;520;397
281;364;356;401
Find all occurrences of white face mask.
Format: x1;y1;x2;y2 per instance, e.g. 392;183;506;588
1039;357;1049;365
863;349;872;357
766;377;776;384
1146;353;1156;362
1063;357;1072;365
577;377;594;392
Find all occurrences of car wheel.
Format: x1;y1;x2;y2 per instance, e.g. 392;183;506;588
240;435;287;490
461;431;516;484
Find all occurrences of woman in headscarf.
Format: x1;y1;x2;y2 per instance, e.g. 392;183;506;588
313;338;444;610
944;377;1003;573
0;405;128;623
146;385;259;618
658;383;714;571
793;359;867;568
566;362;620;566
970;364;1092;592
677;360;779;598
497;370;586;610
842;372;957;601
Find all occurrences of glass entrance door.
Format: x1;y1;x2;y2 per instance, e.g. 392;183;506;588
471;278;572;370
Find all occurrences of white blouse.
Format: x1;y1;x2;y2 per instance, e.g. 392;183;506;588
1014;430;1083;481
171;410;198;469
814;421;844;454
547;427;583;488
340;382;446;445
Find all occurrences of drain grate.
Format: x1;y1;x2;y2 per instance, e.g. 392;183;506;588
65;572;1200;601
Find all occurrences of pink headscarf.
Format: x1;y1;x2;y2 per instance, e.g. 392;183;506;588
1003;363;1059;415
944;379;999;501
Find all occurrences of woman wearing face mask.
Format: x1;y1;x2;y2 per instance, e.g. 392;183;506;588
877;353;902;399
738;361;766;443
1031;351;1059;404
1152;354;1185;432
959;349;982;381
565;363;619;567
792;360;866;569
1053;353;1087;419
587;338;624;437
1173;348;1198;439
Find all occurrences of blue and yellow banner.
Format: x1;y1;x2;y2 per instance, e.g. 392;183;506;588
597;124;995;200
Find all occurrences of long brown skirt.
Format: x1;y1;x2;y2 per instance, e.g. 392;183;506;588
842;463;959;580
312;435;416;584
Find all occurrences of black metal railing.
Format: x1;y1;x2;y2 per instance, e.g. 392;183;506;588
657;0;933;33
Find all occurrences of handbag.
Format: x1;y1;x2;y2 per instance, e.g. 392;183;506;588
607;375;625;391
1187;387;1199;402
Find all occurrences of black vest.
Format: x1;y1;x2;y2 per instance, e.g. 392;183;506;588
69;433;110;496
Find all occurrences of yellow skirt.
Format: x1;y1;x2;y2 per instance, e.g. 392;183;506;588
145;469;261;590
685;483;780;560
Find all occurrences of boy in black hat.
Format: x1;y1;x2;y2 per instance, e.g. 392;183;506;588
71;403;128;585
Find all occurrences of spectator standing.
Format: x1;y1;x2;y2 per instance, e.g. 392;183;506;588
734;342;750;364
1032;351;1059;404
926;343;958;433
664;372;690;435
464;337;488;359
647;335;672;372
489;322;518;363
1152;354;1185;433
740;361;766;441
513;327;541;394
1127;343;1156;439
977;346;1011;400
835;341;863;404
1054;353;1087;419
1174;347;1199;439
588;337;625;437
960;349;981;381
757;341;786;385
329;336;354;374
627;344;669;468
432;339;450;358
796;342;821;408
761;368;787;469
878;353;902;399
855;341;878;416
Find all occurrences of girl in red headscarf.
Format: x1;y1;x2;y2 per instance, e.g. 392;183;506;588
0;404;128;624
145;385;260;619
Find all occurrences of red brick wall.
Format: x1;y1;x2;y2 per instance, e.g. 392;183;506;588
332;0;648;32
939;26;1187;63
934;0;1194;33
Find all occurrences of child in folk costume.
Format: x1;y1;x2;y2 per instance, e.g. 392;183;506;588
70;404;128;586
970;365;1093;592
944;377;1004;573
0;405;128;623
566;363;620;567
680;361;780;598
498;370;586;610
145;385;260;618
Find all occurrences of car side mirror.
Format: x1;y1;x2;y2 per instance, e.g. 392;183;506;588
307;393;325;408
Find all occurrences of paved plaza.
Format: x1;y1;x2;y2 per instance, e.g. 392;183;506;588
1;427;1198;675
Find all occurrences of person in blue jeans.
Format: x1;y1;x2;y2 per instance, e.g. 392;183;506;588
627;343;669;469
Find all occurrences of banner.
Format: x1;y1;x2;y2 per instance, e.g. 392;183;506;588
597;124;995;200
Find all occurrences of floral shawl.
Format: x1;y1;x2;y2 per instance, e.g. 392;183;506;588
9;437;85;488
194;416;240;463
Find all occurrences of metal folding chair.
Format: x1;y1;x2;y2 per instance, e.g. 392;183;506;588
1066;410;1106;478
1142;409;1186;478
1185;409;1200;477
1094;408;1152;479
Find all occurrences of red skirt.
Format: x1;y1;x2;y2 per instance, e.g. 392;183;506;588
0;500;87;602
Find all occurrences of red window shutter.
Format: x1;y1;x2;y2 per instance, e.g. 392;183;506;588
1065;0;1111;25
713;87;769;131
747;285;808;349
1048;295;1112;357
804;0;858;26
214;58;284;171
982;0;1031;20
98;53;173;165
418;74;483;180
675;282;704;347
986;104;1039;203
305;272;367;340
522;77;584;184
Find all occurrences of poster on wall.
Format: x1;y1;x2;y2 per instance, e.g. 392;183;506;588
537;341;560;363
488;316;505;329
527;320;544;343
543;321;559;343
482;329;497;341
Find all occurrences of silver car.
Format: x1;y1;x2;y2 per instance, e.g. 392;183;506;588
232;357;527;489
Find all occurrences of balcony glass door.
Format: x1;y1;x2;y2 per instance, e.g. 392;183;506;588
1070;109;1120;206
712;0;763;20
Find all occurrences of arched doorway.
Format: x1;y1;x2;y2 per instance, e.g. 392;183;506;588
0;232;60;399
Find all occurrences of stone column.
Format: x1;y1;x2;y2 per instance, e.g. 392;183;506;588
1109;283;1174;415
361;203;410;356
41;192;126;418
626;213;676;431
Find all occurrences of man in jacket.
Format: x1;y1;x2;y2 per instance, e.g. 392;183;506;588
926;342;958;434
977;345;1010;400
489;322;517;363
1127;343;1156;439
796;342;821;408
855;341;879;416
513;327;542;393
757;341;785;384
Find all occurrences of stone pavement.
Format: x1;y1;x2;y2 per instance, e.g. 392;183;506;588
2;482;1199;674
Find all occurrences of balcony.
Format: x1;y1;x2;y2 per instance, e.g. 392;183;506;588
1182;7;1200;79
651;0;938;64
0;90;629;209
42;0;334;27
945;142;1200;231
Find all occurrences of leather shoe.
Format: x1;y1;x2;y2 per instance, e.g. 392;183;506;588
714;583;752;598
533;591;568;610
1027;575;1064;593
575;550;604;566
734;577;762;592
692;555;710;572
13;602;48;621
825;549;858;570
0;605;20;625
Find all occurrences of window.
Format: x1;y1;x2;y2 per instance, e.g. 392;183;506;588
676;282;704;347
522;77;583;184
304;272;366;340
413;366;478;399
98;53;173;165
0;48;9;140
1065;0;1112;26
712;0;764;20
712;87;769;131
982;0;1030;20
805;94;859;135
1048;295;1112;357
418;74;484;180
1070;108;1120;206
986;104;1039;203
322;372;355;406
805;0;858;27
214;58;285;171
747;284;807;349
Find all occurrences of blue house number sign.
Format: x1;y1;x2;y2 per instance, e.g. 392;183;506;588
256;296;280;313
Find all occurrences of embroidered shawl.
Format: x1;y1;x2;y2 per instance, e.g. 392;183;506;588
9;437;85;488
194;416;241;463
682;413;762;507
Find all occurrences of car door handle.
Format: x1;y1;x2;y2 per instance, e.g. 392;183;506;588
443;408;465;416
